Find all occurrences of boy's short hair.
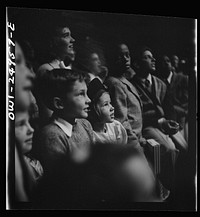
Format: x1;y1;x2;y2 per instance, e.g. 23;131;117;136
38;68;87;110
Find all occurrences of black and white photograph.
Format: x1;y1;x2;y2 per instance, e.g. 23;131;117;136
6;7;197;211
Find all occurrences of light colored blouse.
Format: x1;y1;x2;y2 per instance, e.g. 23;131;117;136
93;120;128;145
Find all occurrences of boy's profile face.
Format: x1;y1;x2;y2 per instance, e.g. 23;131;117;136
140;50;156;73
96;92;115;123
116;44;131;70
15;111;34;154
15;42;34;111
54;27;75;61
62;80;91;121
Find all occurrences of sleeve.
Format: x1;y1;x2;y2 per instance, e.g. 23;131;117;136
37;126;69;174
79;119;95;145
161;83;177;121
118;121;128;145
108;82;139;143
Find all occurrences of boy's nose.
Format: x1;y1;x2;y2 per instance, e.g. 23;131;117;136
110;105;114;111
27;123;34;134
70;36;75;42
86;94;91;104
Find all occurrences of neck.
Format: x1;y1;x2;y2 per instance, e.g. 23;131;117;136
163;70;171;79
93;122;106;133
123;67;136;80
54;111;76;125
137;71;149;79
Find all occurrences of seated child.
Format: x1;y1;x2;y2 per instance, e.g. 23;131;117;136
15;110;44;197
32;68;94;174
14;39;41;203
87;78;128;145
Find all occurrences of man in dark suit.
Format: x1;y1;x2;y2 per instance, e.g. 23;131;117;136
131;46;181;190
105;43;171;199
158;54;188;145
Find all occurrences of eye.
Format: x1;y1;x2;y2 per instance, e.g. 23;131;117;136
103;102;110;107
63;32;70;38
125;52;130;58
79;91;86;96
15;120;26;127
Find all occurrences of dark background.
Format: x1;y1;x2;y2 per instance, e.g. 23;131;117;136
7;7;197;211
8;7;196;70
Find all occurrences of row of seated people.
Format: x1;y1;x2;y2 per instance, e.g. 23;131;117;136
13;20;189;210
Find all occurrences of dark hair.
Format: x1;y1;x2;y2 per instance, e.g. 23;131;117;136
87;89;108;125
134;46;153;63
87;78;109;125
37;68;87;110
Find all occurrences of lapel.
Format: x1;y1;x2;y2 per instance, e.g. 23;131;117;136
133;75;164;116
119;76;143;109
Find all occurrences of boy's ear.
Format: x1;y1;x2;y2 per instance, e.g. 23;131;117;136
53;97;64;110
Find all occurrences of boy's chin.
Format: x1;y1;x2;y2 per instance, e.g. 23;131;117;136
79;112;88;119
107;118;114;123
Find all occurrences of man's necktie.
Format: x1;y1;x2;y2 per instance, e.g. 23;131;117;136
145;79;151;92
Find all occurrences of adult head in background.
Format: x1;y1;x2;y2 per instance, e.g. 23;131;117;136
156;54;173;80
86;52;108;83
171;54;180;74
75;45;108;83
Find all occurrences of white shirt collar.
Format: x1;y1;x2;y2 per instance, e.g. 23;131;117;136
53;117;76;138
139;73;152;85
167;71;173;84
88;73;103;83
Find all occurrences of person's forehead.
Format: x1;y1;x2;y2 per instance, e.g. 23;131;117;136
72;80;87;90
56;26;70;35
15;42;24;58
163;55;170;60
173;55;179;60
99;92;110;101
143;50;152;55
118;44;129;53
90;53;99;59
15;111;29;121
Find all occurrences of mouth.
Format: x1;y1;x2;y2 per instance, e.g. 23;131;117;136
110;113;115;118
25;138;33;145
68;44;74;49
84;107;90;113
23;83;33;91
